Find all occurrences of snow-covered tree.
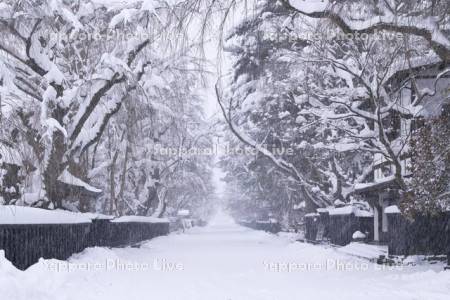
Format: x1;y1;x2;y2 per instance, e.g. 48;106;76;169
0;0;217;217
402;107;450;216
217;0;449;217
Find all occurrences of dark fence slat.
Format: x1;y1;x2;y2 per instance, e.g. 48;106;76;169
0;219;170;270
238;220;281;233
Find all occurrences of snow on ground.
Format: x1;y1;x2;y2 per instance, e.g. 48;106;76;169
1;212;450;300
337;242;388;261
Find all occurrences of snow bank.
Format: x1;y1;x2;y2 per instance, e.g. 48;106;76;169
0;250;16;272
0;206;91;224
337;242;388;260
111;216;169;224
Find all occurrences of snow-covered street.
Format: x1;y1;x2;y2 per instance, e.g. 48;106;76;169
1;213;449;300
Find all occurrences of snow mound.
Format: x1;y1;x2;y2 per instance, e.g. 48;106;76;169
352;231;366;239
0;250;16;273
338;242;388;260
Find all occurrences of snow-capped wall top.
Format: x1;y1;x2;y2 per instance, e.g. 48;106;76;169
57;210;114;220
316;207;331;213
0;206;92;224
111;216;169;223
328;206;373;217
304;213;320;218
177;209;190;217
384;205;401;214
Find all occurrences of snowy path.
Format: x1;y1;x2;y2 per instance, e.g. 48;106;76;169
2;213;450;300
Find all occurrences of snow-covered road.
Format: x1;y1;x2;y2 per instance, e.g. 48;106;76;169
2;213;450;300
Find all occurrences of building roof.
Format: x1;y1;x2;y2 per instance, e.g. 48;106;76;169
354;176;399;195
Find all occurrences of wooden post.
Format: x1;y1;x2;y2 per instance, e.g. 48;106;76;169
445;252;450;270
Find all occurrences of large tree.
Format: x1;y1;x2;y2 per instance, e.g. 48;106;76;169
0;0;217;218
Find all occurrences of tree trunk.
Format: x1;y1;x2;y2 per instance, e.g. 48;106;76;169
109;151;119;215
42;131;66;208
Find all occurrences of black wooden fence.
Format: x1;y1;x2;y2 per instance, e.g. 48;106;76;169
305;212;373;246
387;212;450;256
304;212;331;242
0;219;170;270
328;214;373;246
238;220;281;233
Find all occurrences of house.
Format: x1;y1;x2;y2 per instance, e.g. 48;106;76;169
355;62;450;245
304;202;373;245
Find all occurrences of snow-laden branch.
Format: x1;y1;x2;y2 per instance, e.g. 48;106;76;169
215;82;331;208
69;39;150;150
284;0;450;61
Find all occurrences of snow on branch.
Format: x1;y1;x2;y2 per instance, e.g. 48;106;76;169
284;0;450;61
215;82;331;208
58;169;102;193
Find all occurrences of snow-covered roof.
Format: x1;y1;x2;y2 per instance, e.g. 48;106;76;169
337;242;388;260
111;216;169;224
57;169;102;193
384;205;401;214
0;206;92;224
354;176;397;193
